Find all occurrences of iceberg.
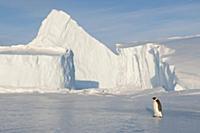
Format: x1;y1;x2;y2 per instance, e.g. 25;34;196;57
0;46;75;90
0;9;177;93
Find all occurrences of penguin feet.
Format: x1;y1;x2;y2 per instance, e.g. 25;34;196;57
153;115;163;118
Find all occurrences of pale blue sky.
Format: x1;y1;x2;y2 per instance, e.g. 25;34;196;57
0;0;200;46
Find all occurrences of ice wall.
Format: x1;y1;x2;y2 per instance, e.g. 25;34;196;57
116;44;176;91
0;48;75;90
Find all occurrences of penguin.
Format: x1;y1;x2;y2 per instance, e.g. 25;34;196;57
152;97;163;118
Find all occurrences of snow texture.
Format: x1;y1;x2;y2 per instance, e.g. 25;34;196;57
0;9;177;92
0;89;200;133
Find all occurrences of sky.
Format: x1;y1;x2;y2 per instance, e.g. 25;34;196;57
0;0;200;47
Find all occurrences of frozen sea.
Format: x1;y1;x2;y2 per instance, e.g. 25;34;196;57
0;89;200;133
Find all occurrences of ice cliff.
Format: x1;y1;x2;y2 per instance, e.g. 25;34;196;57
117;44;176;91
0;46;75;90
0;9;178;92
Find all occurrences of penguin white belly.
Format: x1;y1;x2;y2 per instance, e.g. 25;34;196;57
153;101;162;117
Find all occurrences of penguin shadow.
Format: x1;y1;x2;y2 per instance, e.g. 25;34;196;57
146;107;163;119
145;107;162;126
146;107;154;116
146;107;200;120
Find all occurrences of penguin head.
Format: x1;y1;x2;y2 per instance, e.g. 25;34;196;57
152;97;157;100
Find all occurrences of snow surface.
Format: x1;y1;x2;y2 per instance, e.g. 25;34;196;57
0;89;200;133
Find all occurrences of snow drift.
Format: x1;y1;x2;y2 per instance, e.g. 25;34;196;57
0;9;178;92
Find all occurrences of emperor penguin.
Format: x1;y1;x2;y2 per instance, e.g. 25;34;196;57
152;97;163;118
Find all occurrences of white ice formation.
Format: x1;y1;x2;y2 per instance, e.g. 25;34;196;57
0;9;177;92
116;44;176;91
0;46;75;90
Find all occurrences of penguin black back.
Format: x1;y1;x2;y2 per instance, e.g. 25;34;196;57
156;99;162;112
